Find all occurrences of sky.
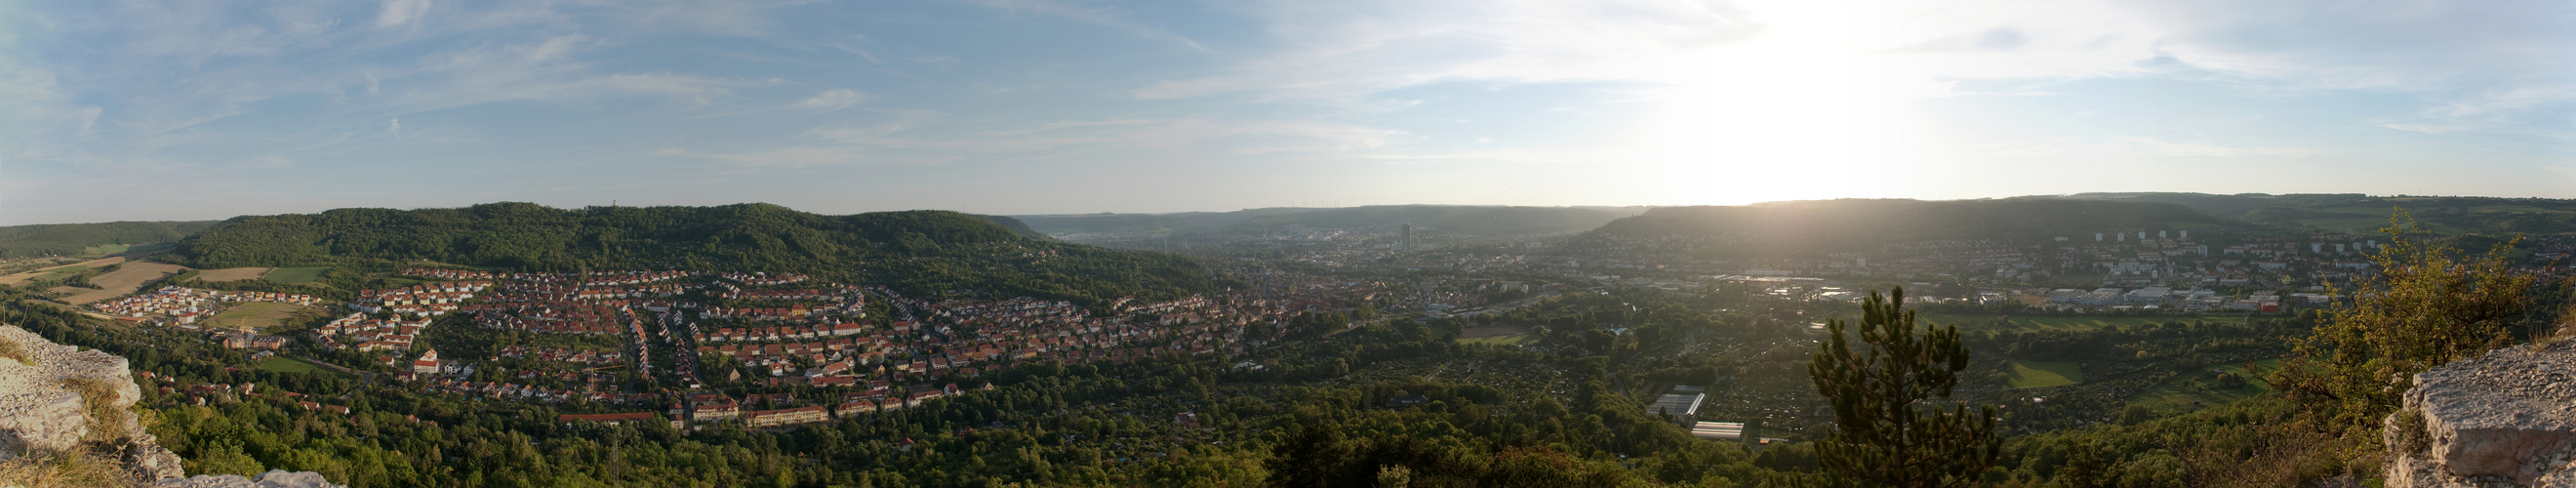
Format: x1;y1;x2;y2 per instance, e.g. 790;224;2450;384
2;0;2572;224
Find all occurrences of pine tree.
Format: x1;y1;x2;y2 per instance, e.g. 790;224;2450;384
1806;288;1999;488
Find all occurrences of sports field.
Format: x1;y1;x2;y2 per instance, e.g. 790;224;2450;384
256;356;348;377
263;267;329;284
1460;334;1537;346
2006;360;2083;388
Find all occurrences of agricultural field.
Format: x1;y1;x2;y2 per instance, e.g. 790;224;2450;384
2129;358;2282;414
263;267;330;284
194;267;273;282
59;262;187;305
1915;313;2247;332
78;242;175;258
0;257;125;286
2006;360;2083;388
204;302;312;332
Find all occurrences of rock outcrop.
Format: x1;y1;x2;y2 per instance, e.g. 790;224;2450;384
2383;343;2576;487
154;469;344;488
0;324;184;481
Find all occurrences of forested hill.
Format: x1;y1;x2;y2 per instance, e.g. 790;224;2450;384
1590;198;2241;245
0;220;220;258
174;202;1221;306
2050;192;2576;236
1014;205;1646;237
1228;205;1648;236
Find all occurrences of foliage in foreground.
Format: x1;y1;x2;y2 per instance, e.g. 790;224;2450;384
1808;288;1998;488
2274;211;2542;432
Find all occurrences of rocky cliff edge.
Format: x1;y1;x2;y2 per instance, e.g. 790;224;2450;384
2384;342;2576;487
1;325;342;487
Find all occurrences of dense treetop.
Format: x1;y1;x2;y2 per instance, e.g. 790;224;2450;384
173;202;1222;307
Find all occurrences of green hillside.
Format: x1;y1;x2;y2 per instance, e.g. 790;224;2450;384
2053;192;2576;236
1014;205;1645;238
0;221;221;258
1012;213;1214;235
1231;205;1646;237
969;214;1053;240
174;202;1221;307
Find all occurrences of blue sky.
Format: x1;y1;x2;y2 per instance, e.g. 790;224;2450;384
2;0;2571;224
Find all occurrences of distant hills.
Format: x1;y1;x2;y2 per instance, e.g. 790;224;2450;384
171;202;1220;307
1588;198;2250;251
2050;192;2576;235
1014;205;1648;239
0;221;220;259
1578;194;2576;258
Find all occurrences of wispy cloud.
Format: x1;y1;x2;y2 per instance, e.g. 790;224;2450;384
377;0;433;27
680;114;1406;169
2113;137;2325;158
962;0;1208;52
793;89;868;110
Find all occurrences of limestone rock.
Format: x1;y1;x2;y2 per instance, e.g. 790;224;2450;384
2384;343;2576;487
153;469;348;488
0;323;191;483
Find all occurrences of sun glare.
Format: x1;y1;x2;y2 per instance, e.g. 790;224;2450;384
1645;0;1926;206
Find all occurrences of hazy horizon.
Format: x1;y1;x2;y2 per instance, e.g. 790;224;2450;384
5;0;2570;225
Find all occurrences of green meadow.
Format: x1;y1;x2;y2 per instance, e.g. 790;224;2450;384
2006;360;2083;388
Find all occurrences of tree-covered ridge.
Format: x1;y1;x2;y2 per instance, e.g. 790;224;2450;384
1590;199;2238;244
0;221;219;258
1012;205;1646;238
2054;192;2576;236
1228;205;1647;237
173;202;1221;307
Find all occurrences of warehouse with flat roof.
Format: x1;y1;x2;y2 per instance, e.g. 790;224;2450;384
1691;422;1745;440
1647;392;1705;423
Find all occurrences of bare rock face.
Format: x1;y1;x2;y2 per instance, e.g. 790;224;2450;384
2384;343;2576;487
154;469;348;488
0;324;186;482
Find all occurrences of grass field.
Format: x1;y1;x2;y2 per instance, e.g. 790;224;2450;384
1459;334;1537;346
60;263;186;305
2130;358;2282;414
204;303;310;331
31;266;90;281
256;356;348;376
263;267;329;284
195;267;273;282
80;244;129;256
2006;360;2083;388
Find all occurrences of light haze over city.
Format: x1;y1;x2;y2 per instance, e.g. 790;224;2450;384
3;0;2571;224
